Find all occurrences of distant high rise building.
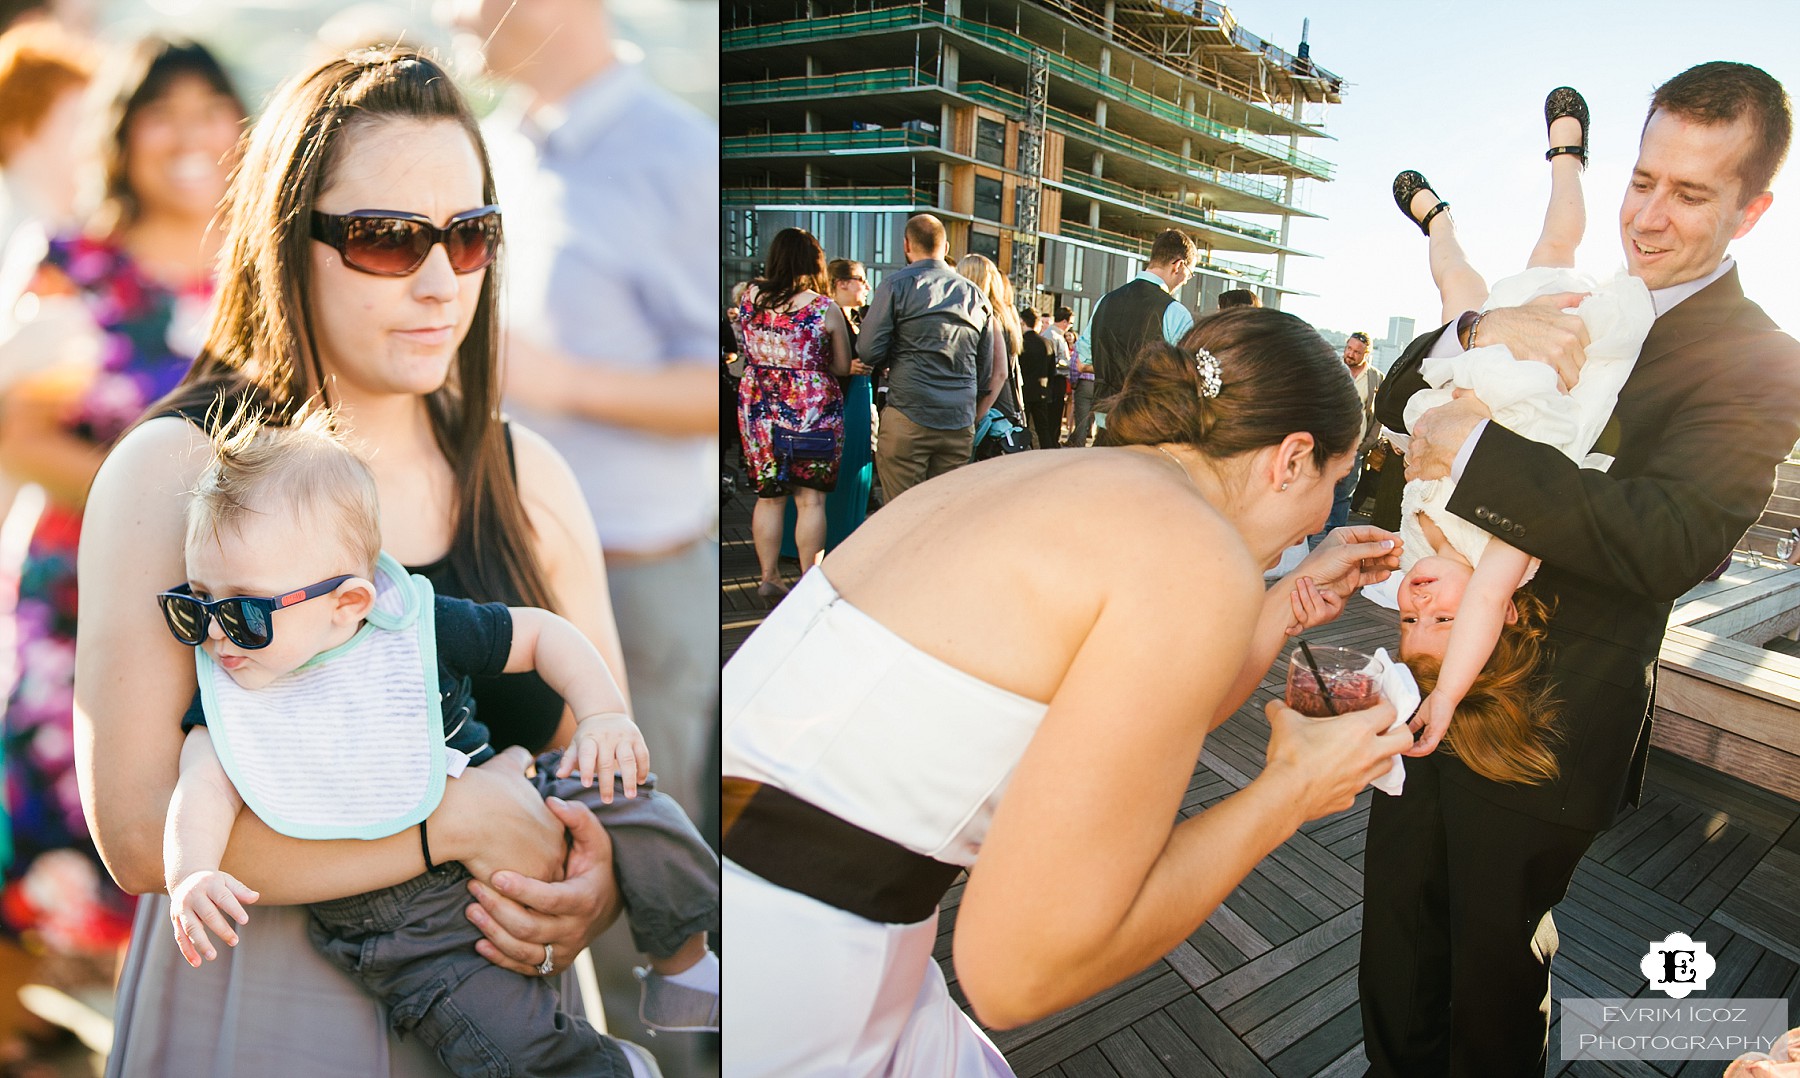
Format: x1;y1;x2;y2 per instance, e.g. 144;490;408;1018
721;0;1344;320
1386;316;1415;349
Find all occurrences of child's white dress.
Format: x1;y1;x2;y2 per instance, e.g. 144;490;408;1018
1399;266;1655;571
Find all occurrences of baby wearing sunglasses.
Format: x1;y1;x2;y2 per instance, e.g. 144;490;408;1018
158;411;720;1072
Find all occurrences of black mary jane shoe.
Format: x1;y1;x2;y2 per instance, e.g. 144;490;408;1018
1392;170;1449;237
1544;85;1590;167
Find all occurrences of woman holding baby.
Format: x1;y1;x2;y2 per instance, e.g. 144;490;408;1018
75;48;652;1076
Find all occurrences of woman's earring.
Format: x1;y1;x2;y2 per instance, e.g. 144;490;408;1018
1280;481;1290;491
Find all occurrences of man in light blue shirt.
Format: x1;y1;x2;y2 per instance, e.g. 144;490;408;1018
1077;229;1197;427
447;1;718;1071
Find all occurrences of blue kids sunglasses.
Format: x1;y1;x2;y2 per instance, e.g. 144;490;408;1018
156;575;353;650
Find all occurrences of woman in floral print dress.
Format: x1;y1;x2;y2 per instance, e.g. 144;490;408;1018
736;227;859;604
0;37;242;972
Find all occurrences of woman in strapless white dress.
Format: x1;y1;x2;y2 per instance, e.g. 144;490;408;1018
723;309;1418;1076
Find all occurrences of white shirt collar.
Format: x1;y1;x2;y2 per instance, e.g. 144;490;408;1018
1650;256;1734;318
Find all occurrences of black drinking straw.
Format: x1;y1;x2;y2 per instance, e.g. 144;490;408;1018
1296;638;1339;716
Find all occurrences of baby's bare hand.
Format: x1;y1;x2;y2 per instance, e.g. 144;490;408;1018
555;714;650;802
168;869;259;967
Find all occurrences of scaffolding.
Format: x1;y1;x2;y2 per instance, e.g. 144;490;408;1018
1011;45;1049;301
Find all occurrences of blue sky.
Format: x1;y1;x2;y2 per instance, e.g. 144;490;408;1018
1227;0;1800;339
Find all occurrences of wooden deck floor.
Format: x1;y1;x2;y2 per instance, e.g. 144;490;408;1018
719;485;1800;1076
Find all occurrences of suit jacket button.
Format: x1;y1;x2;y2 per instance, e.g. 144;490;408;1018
1476;507;1490;520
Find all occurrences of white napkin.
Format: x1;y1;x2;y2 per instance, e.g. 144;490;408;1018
1361;572;1402;611
1366;647;1421;796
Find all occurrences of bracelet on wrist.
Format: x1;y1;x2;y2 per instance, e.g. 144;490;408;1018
1467;311;1486;348
420;818;436;872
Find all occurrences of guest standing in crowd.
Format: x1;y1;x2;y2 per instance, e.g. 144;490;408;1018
450;0;718;829
1310;330;1380;545
735;228;851;604
952;253;1020;455
1;33;241;1018
1017;305;1050;448
1039;308;1070;449
1060;306;1095;447
823;257;874;544
860;214;997;501
1079;228;1197;430
1217;287;1261;309
0;21;92;344
447;3;721;1059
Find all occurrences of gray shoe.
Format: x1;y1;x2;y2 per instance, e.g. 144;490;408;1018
635;965;721;1034
615;1039;665;1078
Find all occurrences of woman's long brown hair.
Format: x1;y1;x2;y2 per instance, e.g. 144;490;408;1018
152;47;553;610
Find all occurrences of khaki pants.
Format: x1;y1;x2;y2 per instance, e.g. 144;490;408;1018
875;407;973;503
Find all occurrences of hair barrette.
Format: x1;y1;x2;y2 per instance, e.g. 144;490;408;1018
1196;348;1223;399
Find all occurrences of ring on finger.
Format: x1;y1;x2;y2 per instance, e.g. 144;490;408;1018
536;943;555;976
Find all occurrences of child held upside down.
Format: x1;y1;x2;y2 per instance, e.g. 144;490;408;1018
158;409;720;1076
1386;86;1655;782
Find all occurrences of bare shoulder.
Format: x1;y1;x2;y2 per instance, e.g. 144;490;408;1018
1068;454;1257;561
503;419;600;565
1000;451;1264;619
89;415;215;516
82;416;213;592
1016;454;1266;686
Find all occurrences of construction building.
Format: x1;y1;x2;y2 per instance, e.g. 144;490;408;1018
721;0;1343;325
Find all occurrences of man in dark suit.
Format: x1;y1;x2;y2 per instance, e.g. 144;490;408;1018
1362;62;1800;1075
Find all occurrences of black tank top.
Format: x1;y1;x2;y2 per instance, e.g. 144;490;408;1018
404;542;564;753
167;407;566;753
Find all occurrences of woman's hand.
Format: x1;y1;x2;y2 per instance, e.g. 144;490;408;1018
1261;697;1412;820
1289;527;1401;615
465;796;623;977
443;747;567;883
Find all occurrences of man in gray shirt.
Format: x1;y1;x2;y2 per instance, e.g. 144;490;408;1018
859;214;996;502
